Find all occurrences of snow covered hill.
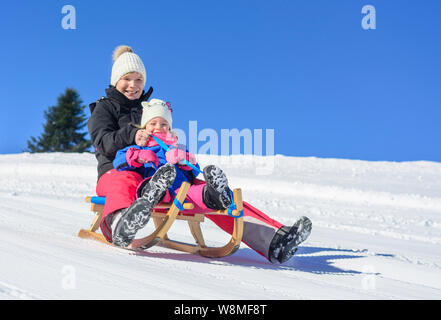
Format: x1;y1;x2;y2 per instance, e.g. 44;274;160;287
0;152;440;300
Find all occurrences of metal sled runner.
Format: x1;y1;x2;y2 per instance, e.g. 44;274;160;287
78;182;244;258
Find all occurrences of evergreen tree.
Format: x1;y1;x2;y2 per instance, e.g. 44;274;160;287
26;88;92;153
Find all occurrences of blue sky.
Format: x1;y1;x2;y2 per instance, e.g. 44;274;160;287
1;0;440;162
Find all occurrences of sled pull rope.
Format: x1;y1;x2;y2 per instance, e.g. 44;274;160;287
149;134;202;174
149;134;241;217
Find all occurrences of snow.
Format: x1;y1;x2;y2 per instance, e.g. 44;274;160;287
0;152;440;300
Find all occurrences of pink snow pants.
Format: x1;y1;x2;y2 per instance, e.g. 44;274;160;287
96;169;283;260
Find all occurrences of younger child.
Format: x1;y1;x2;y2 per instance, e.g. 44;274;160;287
110;99;312;263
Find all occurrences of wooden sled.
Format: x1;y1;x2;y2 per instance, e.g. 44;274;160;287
78;182;244;258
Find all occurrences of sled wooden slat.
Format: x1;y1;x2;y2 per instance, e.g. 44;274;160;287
78;182;244;258
78;229;111;244
188;220;206;247
129;181;191;250
159;188;244;258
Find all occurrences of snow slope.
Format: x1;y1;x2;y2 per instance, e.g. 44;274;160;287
0;152;440;300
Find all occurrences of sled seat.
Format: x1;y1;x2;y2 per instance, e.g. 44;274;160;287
78;182;244;258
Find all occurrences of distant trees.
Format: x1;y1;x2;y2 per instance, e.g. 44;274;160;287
26;88;91;153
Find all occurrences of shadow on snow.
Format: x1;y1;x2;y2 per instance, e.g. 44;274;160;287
130;244;390;275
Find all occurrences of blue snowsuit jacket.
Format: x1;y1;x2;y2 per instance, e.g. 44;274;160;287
113;144;200;191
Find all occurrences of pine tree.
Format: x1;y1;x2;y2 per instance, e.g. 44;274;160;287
26;88;92;153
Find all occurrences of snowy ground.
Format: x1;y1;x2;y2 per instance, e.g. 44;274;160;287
0;152;440;300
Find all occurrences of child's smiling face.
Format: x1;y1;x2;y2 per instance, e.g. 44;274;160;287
115;72;144;100
145;117;170;135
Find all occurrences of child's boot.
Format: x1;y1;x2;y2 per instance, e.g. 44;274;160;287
112;163;176;247
268;216;312;263
202;165;232;210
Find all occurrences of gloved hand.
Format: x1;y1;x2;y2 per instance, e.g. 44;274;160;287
165;147;197;166
126;148;159;168
135;129;149;147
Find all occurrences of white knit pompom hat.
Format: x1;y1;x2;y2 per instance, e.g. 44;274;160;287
140;99;173;129
110;45;146;87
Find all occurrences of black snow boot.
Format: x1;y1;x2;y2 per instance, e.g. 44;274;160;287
202;165;232;210
268;216;312;264
112;163;176;247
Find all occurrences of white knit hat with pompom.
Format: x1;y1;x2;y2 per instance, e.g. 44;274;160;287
140;99;173;130
110;45;146;87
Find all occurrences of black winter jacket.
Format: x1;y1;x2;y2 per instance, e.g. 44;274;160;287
88;86;152;180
